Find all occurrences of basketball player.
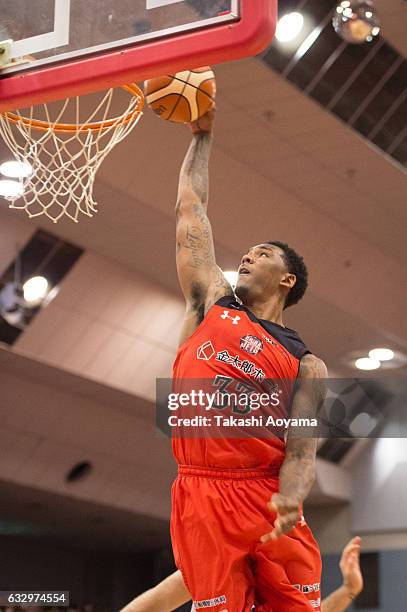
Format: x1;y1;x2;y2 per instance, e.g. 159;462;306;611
173;108;327;611
121;536;363;611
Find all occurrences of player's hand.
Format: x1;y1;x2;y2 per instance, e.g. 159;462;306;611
189;106;216;134
260;493;301;542
340;536;363;598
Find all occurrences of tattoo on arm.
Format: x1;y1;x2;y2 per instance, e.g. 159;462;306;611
177;133;212;210
183;224;212;269
278;355;328;503
213;267;231;289
175;132;233;314
176;133;214;271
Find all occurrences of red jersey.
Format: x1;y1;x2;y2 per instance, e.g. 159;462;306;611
172;296;310;470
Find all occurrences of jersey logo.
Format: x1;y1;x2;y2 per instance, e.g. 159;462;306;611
220;310;240;325
197;341;215;361
296;583;320;594
262;334;278;347
240;335;263;355
194;595;227;608
216;350;265;381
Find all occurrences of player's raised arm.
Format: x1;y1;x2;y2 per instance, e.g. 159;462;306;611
321;537;363;611
175;109;233;343
261;354;328;541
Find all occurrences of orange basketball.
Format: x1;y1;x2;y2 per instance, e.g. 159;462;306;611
145;67;216;123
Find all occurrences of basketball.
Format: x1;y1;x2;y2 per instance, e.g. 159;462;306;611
144;67;216;123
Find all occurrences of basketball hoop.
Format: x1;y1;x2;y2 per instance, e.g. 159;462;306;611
0;84;144;223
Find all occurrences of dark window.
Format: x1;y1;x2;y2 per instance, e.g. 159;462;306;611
0;230;83;345
317;439;355;463
355;552;380;608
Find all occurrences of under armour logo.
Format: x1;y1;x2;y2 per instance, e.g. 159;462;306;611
220;310;240;325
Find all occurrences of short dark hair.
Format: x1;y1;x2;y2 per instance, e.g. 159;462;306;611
267;241;308;309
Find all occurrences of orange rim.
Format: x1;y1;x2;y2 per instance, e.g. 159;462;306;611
1;84;144;133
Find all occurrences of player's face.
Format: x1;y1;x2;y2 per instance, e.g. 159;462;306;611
235;244;291;303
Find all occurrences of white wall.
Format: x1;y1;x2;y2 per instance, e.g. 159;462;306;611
306;504;352;555
14;250;185;400
0;357;176;518
351;434;407;534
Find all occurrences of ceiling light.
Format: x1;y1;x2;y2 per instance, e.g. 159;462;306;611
223;270;238;288
333;1;381;44
0;282;21;312
0;179;24;198
275;12;304;43
344;349;407;371
23;276;49;303
0;160;32;178
355;357;381;371
369;348;395;362
0;282;25;328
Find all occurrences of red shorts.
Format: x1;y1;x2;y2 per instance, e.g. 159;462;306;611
171;466;321;612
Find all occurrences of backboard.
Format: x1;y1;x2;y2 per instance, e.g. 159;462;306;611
0;0;277;112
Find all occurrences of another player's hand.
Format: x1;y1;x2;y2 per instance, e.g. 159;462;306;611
189;106;216;134
260;493;301;542
340;536;363;598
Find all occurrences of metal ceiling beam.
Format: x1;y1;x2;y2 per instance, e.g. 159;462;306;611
304;39;348;95
326;38;385;111
367;87;407;141
386;121;407;156
348;56;405;127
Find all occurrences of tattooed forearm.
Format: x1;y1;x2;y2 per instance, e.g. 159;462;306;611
278;354;328;504
192;202;209;223
177;133;212;211
278;441;316;503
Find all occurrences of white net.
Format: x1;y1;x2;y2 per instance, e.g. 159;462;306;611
0;85;144;223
